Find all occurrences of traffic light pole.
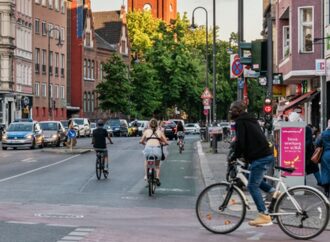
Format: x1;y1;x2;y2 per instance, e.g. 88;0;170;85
266;8;273;98
237;0;244;101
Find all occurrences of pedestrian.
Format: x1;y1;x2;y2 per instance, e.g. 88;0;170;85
228;100;275;227
315;119;330;198
305;124;322;186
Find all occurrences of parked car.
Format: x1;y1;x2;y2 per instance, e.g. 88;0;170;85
162;120;177;140
103;123;113;137
1;121;44;150
69;118;91;137
106;118;128;137
184;123;201;134
137;120;149;136
90;122;97;134
39;121;66;147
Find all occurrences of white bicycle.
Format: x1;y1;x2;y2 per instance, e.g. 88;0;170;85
196;160;330;240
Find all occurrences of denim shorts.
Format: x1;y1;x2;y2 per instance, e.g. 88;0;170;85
143;146;162;160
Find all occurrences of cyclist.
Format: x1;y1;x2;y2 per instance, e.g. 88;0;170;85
140;118;168;186
92;119;113;174
176;121;185;146
228;101;275;227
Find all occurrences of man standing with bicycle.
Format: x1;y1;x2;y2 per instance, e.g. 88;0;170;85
92;119;113;174
228;101;275;227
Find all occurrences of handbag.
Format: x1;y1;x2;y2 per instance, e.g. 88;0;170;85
311;147;323;164
161;145;165;160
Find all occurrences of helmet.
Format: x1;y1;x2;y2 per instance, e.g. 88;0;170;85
97;119;104;127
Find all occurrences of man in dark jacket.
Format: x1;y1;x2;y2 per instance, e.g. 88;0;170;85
229;101;275;227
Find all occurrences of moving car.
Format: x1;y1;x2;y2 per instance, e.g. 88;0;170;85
60;120;69;132
106;119;128;137
39;121;66;147
69;118;91;137
1;121;44;150
184;123;201;134
162;120;177;140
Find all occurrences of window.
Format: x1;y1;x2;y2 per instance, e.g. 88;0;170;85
299;7;313;52
55;0;59;11
283;26;290;58
86;32;91;46
48;0;53;9
60;54;65;77
48;23;53;37
42;21;47;36
61;0;65;14
42;0;46;6
91;61;94;79
91;93;95;112
84;59;87;78
87;92;91;112
50;84;53;98
87;60;91;78
60;27;64;41
35;82;40;96
42;83;47;97
49;51;53;75
35;0;41;4
83;93;87;112
60;86;64;99
42;49;46;65
34;48;40;64
35;19;40;34
100;63;104;80
55;52;59;67
55;85;59;98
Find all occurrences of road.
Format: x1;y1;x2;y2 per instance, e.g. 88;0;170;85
0;135;329;242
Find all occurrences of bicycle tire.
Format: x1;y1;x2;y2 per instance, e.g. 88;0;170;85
95;158;101;180
274;186;329;240
102;158;108;179
196;182;246;234
148;168;153;196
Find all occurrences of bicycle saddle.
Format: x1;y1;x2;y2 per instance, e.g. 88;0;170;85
274;166;295;173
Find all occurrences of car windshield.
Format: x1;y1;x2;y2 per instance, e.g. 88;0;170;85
61;121;68;128
186;124;194;127
7;123;33;132
40;122;58;130
73;119;84;125
91;123;96;128
108;120;120;126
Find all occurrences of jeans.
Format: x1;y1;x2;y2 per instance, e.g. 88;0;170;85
247;155;274;213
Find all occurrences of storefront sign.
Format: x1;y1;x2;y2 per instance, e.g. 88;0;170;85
315;59;326;76
280;126;305;176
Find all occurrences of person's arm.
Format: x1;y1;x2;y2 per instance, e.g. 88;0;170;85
140;132;147;145
107;133;113;144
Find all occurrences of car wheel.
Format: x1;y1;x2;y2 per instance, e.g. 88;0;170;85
2;147;7;150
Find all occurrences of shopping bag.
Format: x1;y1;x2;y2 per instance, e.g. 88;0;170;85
311;147;323;164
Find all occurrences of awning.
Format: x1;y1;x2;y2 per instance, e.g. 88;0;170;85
280;90;318;113
66;106;80;111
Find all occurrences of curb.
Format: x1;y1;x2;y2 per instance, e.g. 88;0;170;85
41;148;92;154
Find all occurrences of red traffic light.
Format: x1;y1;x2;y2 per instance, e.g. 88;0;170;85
263;105;272;114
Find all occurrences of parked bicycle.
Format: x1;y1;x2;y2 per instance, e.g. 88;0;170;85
95;149;108;180
196;159;330;240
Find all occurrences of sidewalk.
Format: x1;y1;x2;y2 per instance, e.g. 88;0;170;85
196;140;330;229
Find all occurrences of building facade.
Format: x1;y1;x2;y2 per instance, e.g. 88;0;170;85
0;0;16;126
14;0;33;120
274;0;322;128
128;0;177;23
32;0;67;121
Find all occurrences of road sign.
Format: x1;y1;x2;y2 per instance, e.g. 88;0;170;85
231;57;244;78
202;98;210;106
68;129;76;139
238;78;244;89
201;87;213;99
203;109;209;116
204;105;210;110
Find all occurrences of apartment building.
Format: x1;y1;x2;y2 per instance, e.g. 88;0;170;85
33;0;67;121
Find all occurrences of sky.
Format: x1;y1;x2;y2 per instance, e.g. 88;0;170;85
91;0;263;41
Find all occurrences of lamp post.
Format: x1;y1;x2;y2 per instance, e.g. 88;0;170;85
212;0;216;123
48;28;62;120
191;6;209;125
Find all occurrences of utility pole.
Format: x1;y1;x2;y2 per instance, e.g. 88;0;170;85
267;3;273;98
237;0;244;101
212;0;217;123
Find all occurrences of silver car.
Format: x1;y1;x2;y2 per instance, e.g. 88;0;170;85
39;121;66;147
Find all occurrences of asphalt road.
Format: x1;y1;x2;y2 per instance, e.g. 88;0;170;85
0;135;329;242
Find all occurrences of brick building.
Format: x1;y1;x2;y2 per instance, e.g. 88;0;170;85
128;0;177;23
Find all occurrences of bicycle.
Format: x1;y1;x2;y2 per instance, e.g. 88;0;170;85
95;149;108;180
177;131;185;154
146;153;157;196
196;159;330;240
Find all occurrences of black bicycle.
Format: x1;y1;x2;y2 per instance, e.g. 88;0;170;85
95;149;108;180
146;154;157;196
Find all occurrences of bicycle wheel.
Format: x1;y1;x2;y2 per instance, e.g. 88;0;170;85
196;182;246;234
274;186;329;240
147;168;153;196
102;159;108;179
95;158;101;180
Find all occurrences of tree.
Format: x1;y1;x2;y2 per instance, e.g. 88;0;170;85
96;54;132;115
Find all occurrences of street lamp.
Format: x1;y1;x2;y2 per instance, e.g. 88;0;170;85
190;6;209;124
212;0;216;123
48;28;62;120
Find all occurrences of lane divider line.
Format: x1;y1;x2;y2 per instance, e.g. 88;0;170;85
0;155;80;183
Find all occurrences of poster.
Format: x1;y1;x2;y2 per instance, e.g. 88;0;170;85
280;127;305;176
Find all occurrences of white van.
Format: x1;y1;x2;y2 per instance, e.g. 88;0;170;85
137;120;149;136
69;118;91;137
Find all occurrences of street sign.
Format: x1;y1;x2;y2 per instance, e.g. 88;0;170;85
201;87;213;99
315;59;326;76
203;109;209;116
238;78;244;89
231;57;244;78
204;105;211;110
202;98;210;106
68;129;77;139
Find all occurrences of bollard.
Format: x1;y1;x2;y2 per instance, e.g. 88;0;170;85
212;133;218;153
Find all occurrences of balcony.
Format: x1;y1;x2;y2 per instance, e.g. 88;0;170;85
35;64;40;74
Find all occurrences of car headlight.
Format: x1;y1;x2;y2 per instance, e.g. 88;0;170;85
52;134;58;139
25;134;33;139
2;134;7;140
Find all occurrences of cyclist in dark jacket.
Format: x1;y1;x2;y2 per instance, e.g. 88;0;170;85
229;100;275;227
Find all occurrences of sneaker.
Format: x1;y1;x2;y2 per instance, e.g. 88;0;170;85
248;213;273;227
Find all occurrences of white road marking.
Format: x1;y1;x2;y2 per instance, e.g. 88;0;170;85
6;221;39;225
0;155;80;183
21;157;37;162
156;188;191;193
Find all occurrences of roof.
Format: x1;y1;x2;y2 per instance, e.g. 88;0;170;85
93;11;123;45
95;32;116;51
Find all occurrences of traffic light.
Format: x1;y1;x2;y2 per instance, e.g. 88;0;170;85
239;40;268;72
239;42;252;65
263;98;273;133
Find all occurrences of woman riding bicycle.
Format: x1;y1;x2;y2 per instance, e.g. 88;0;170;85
140;118;168;186
176;121;185;144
